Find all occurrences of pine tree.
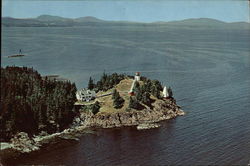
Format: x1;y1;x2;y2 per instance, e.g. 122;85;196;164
142;92;151;105
96;81;103;91
151;85;160;99
140;84;146;94
168;87;173;98
92;101;101;115
112;89;118;99
134;81;140;90
135;89;143;101
144;79;152;92
128;96;140;109
112;89;124;109
152;80;163;91
88;77;94;90
133;81;143;101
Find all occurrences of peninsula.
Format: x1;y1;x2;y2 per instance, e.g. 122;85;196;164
74;72;184;129
0;67;184;163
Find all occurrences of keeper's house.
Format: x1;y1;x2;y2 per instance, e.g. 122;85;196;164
76;89;96;102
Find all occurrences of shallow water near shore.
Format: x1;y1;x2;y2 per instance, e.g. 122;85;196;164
2;26;250;165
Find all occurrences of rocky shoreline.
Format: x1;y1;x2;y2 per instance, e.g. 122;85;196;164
0;98;184;163
84;99;184;128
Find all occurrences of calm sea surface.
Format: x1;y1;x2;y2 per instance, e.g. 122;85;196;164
2;25;250;165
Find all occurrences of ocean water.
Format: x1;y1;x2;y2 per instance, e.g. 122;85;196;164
2;25;250;165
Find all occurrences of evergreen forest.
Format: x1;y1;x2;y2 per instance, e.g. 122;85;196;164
0;66;77;141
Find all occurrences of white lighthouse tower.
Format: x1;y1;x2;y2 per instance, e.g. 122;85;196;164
135;72;140;81
128;72;141;96
163;86;169;98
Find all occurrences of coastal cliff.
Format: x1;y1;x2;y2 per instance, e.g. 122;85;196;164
79;99;184;128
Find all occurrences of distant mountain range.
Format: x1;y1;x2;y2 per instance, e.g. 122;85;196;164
2;15;250;28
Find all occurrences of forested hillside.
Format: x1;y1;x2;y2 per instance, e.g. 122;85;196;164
0;66;77;141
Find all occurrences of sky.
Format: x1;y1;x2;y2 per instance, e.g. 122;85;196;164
2;0;250;23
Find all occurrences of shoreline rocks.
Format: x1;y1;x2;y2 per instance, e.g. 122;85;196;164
0;98;184;163
137;123;161;130
83;99;184;129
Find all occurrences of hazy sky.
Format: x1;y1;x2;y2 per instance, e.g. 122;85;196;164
2;0;250;22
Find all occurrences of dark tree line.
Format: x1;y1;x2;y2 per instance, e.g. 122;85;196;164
128;79;163;110
0;66;77;141
88;72;125;92
142;79;163;99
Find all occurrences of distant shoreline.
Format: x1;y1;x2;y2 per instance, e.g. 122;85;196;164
2;15;249;28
